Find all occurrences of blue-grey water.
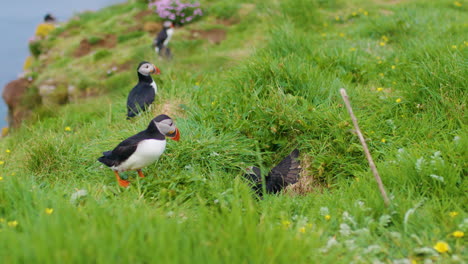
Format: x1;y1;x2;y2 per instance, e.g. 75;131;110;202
0;0;124;128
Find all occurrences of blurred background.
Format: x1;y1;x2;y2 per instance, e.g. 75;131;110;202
0;0;124;128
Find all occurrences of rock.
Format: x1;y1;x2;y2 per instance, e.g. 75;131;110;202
2;78;32;127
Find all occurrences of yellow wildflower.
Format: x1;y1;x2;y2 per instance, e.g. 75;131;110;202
8;220;18;228
454;1;462;7
377;87;384;92
379;42;386;46
0;218;4;223
451;45;457;49
0;161;4;165
349;47;357;52
392;81;397;85
391;65;396;70
35;23;55;38
195;82;200;86
433;241;450;253
411;259;417;264
0;176;3;181
299;227;306;233
339;32;345;37
381;35;389;42
321;33;327;37
45;208;54;215
352;12;357;16
452;231;464;238
363;11;368;16
449;211;459;218
464;41;468;47
6;149;11;153
378;60;383;64
396;98;402;103
64;126;72;132
335;16;340;21
379;73;385;77
281;220;291;229
325;215;331;221
381;139;386;143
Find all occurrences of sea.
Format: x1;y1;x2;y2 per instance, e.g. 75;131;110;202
0;0;125;128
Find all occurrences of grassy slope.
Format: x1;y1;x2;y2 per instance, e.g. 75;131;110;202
0;0;467;263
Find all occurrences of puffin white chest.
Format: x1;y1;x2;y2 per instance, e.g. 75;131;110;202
164;28;174;46
150;81;158;95
115;139;166;171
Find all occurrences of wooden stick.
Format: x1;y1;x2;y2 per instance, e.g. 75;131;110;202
339;88;390;207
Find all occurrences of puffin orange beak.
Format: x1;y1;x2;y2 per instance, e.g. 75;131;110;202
169;128;180;141
152;64;161;75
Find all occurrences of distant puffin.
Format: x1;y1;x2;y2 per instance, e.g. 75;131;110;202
244;149;301;196
153;21;174;59
126;61;161;119
98;114;180;187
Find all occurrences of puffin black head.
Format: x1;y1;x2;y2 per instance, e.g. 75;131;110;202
137;61;161;76
151;114;180;141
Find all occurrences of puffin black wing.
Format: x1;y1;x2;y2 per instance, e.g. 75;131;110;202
243;149;301;196
97;136;140;167
126;85;156;118
155;29;167;49
266;149;301;193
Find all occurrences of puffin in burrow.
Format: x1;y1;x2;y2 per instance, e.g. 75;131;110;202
126;61;161;119
98;114;180;187
244;149;301;197
153;21;174;59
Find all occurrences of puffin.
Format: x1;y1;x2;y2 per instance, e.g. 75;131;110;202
244;149;301;197
153;21;174;59
98;114;180;187
126;61;161;119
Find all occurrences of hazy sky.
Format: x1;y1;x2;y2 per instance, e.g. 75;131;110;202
0;0;125;127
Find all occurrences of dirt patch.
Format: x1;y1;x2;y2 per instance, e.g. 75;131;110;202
285;153;326;195
216;18;239;26
73;34;117;57
189;29;227;44
134;10;154;21
152;99;186;119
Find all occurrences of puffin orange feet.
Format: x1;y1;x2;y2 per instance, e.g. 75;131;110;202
114;171;130;188
137;169;145;178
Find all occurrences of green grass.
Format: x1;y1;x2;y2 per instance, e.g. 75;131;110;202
0;0;467;263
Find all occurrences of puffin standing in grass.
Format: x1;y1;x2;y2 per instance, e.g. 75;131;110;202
244;149;301;196
98;114;180;187
127;61;161;119
153;21;174;59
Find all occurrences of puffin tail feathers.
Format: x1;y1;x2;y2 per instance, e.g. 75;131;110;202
98;151;116;167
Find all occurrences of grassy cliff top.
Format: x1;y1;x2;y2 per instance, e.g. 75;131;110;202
0;0;467;262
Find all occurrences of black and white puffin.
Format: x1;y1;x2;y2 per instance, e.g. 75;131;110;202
153;21;174;58
98;114;180;187
126;61;161;119
244;149;301;196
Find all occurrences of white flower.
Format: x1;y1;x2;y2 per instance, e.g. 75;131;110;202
339;223;352;236
320;236;338;253
342;211;357;226
415;157;425;172
70;189;87;204
453;136;460;142
429;174;444;182
319;207;329;216
344;239;357;250
364;245;381;254
379;214;392;227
